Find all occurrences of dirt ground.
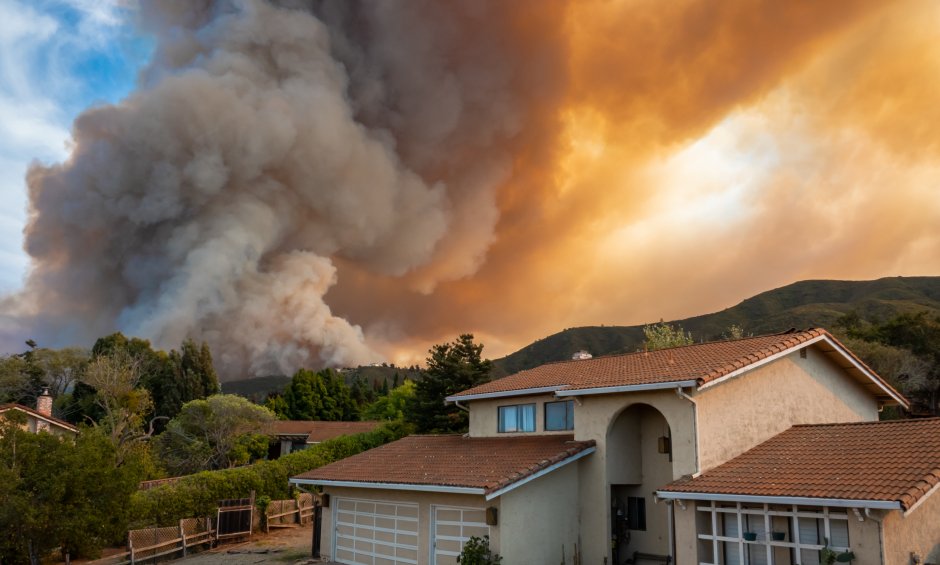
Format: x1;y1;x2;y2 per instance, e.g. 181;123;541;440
167;525;337;565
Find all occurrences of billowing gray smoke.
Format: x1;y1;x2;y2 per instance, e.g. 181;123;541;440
2;0;541;377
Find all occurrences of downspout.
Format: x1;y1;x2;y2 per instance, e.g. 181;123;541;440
675;387;700;477
454;400;470;412
666;500;676;563
864;508;886;565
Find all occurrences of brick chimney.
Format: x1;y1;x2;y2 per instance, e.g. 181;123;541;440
36;388;53;417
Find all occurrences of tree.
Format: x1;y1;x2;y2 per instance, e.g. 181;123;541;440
276;368;358;421
81;351;156;463
362;380;417;421
642;320;694;351
409;334;492;433
157;394;275;475
0;420;146;563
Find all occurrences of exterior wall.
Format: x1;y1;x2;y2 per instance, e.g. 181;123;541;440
319;487;498;564
883;490;940;565
0;408;75;437
694;348;879;472
574;389;696;565
499;461;580;564
468;393;574;437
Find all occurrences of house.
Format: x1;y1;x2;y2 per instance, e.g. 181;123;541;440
0;389;77;437
290;329;939;565
270;420;383;458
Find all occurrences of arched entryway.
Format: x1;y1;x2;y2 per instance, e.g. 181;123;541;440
607;403;674;565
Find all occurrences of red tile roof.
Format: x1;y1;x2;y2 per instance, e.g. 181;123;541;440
449;329;906;406
659;418;940;510
292;434;595;495
0;403;78;433
271;420;383;443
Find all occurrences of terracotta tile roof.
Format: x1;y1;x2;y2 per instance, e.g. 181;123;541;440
450;328;906;406
271;420;382;443
292;434;595;495
0;403;79;433
660;418;940;510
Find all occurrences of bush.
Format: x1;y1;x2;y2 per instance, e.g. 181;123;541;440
457;536;502;565
129;421;411;526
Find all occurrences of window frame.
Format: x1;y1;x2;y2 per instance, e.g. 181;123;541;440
497;403;536;433
544;399;575;431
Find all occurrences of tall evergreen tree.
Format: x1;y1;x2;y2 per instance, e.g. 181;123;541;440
409;334;492;433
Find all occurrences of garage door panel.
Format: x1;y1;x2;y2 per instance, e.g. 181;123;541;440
432;506;491;565
334;498;418;565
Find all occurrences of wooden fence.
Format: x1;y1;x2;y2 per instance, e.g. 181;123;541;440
264;492;316;532
89;517;215;565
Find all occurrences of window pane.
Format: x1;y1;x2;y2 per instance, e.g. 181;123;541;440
545;402;567;430
519;404;536;432
498;406;517;432
830;520;849;548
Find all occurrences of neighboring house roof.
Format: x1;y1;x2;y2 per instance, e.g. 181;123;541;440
291;434;596;500
448;328;908;407
0;403;79;434
270;420;383;443
658;418;940;512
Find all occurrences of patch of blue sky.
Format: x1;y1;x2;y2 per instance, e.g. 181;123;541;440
0;0;152;293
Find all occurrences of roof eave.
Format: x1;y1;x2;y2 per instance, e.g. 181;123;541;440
288;478;486;496
484;446;596;500
446;385;567;402
555;381;698;397
655;490;902;510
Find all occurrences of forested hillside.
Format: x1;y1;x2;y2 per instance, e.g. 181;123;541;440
492;276;940;376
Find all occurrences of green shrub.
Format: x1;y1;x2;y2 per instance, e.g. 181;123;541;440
129;421;411;526
457;536;502;565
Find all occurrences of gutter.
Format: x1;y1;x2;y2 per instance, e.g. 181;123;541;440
288;478;486;496
484;446;596;500
655;491;902;510
446;385;567;402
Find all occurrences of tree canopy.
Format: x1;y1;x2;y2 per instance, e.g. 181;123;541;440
409;334;492;433
642;320;694;351
269;368;359;421
157;394;275;475
0;419;146;563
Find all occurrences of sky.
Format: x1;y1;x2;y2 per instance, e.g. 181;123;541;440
0;0;149;291
2;1;940;375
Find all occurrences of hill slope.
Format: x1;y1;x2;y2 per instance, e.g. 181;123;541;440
491;276;940;376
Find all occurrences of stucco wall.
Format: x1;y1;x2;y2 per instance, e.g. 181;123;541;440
468;393;574;437
883;490;940;565
694;347;879;472
318;487;497;564
574;390;696;565
500;460;581;564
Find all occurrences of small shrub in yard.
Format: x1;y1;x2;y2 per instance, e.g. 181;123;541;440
457;535;502;565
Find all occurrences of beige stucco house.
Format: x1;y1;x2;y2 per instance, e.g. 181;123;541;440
291;329;940;565
0;389;78;437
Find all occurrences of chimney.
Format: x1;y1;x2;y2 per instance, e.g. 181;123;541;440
36;388;53;417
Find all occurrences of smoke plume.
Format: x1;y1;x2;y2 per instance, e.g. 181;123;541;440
5;0;940;375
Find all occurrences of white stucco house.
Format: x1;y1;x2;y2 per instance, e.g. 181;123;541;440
0;389;78;437
290;329;940;565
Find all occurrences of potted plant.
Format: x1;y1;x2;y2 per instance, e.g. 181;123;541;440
821;539;855;564
743;532;758;541
771;531;786;541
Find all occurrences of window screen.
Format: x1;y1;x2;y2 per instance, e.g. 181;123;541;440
498;404;536;432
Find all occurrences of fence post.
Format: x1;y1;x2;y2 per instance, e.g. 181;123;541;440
295;497;302;525
179;519;187;557
128;533;135;565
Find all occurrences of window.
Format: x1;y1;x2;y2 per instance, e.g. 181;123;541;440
544;400;575;431
498;404;535;433
626;496;646;530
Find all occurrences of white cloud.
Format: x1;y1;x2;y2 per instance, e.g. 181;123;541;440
0;0;139;293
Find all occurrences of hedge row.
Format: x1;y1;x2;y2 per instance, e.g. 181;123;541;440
130;421;411;526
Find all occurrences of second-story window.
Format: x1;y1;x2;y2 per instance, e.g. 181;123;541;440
498;404;536;432
545;400;575;431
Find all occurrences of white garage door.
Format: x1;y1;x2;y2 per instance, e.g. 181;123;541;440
431;506;490;565
333;498;419;565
